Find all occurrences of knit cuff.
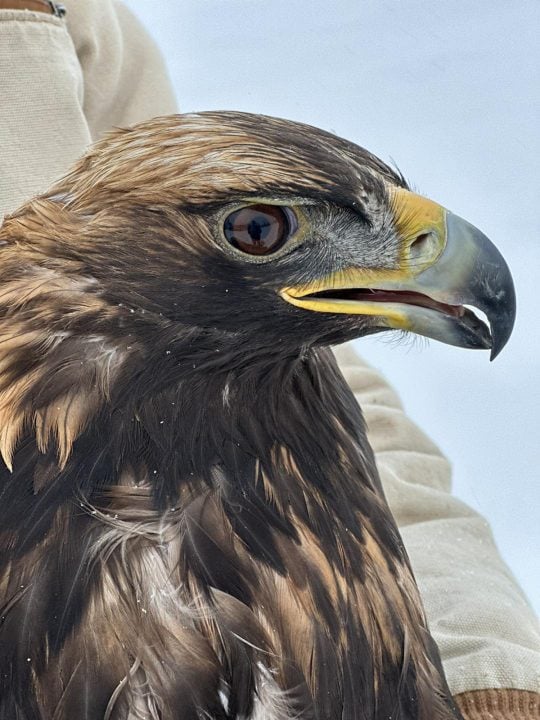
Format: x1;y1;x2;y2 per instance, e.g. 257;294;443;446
454;690;540;720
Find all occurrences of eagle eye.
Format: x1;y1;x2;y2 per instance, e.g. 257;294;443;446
223;204;297;256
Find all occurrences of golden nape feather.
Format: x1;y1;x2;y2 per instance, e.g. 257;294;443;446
0;112;514;720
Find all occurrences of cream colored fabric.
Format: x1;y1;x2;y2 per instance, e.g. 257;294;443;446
0;0;176;217
0;0;538;699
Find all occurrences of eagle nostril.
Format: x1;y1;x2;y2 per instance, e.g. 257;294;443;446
409;230;439;265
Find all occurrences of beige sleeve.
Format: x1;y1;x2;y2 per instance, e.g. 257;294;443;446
64;0;177;141
334;343;540;697
0;0;177;217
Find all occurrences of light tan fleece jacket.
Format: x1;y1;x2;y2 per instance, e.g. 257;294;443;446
0;2;538;717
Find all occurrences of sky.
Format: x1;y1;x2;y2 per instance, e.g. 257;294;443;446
122;0;540;613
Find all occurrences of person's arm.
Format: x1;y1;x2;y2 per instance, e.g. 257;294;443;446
334;343;540;718
64;0;177;141
0;0;177;217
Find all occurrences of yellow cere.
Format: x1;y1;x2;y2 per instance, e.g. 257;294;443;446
390;187;447;274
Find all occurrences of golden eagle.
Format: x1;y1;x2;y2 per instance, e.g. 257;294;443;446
0;112;515;720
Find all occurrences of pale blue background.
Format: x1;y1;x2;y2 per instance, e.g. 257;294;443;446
123;0;540;613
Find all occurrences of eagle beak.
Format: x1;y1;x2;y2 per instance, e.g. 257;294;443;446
281;189;516;360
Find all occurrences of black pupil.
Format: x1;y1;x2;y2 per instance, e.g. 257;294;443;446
223;204;293;255
247;215;271;242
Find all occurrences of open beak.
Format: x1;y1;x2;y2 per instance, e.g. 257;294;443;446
280;188;516;360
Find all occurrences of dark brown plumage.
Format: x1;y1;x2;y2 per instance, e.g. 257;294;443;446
0;112;514;719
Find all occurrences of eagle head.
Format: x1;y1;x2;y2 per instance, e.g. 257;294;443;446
5;111;514;369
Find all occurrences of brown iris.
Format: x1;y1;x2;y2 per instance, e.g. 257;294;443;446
223;204;296;256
